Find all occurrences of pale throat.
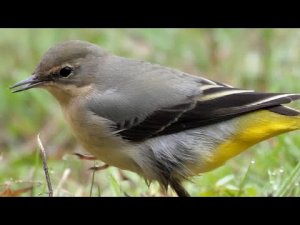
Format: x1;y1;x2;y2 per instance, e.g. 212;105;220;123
44;83;94;105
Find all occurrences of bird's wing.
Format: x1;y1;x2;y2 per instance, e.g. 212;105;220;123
114;84;300;142
88;68;300;142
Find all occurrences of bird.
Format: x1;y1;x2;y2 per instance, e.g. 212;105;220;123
10;40;300;197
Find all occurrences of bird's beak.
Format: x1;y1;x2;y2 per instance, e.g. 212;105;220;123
10;74;47;93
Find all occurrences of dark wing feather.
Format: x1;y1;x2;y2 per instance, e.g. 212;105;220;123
117;101;196;141
117;87;300;142
159;92;300;136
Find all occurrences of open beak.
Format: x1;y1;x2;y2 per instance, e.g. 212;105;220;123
10;74;47;93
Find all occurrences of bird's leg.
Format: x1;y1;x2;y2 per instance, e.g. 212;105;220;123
74;153;109;171
74;152;97;160
89;164;109;171
169;179;190;197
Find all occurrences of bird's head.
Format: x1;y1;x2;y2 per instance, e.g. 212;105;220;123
10;40;108;103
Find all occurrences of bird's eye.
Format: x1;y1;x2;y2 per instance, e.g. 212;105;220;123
59;66;73;77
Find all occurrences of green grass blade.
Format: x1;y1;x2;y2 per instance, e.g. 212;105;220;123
89;162;97;197
276;161;300;197
237;160;255;196
109;173;122;197
31;147;41;196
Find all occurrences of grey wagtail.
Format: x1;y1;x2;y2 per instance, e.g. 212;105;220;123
10;40;300;197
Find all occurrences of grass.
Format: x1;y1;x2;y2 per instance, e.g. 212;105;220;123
1;28;300;196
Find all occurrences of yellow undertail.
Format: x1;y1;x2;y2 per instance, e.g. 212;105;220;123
202;109;300;172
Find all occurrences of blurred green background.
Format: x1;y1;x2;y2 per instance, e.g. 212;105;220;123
1;28;300;196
